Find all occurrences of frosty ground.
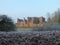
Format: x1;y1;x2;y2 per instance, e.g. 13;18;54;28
0;31;60;45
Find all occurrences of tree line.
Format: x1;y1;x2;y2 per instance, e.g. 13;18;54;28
0;8;60;31
47;8;60;25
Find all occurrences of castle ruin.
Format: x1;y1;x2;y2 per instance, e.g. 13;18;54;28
16;17;45;27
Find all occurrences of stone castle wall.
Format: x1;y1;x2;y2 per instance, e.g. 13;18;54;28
16;17;45;27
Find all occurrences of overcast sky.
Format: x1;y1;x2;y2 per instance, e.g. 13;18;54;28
0;0;60;22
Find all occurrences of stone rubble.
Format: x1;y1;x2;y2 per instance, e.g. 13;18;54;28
0;31;60;45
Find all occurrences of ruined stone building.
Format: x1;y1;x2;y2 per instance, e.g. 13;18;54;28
16;17;45;27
